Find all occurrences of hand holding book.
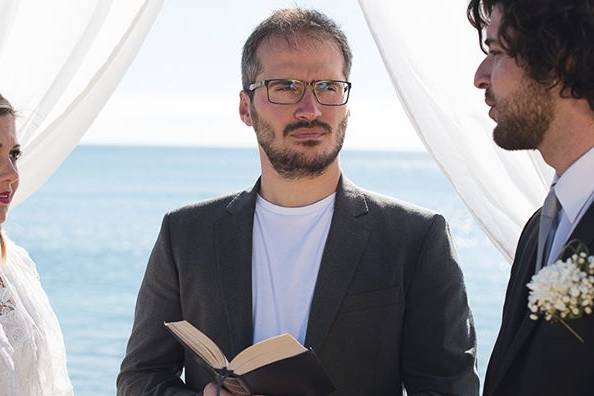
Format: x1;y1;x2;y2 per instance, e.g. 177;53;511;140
164;320;335;396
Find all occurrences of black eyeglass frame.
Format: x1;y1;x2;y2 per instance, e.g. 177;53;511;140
247;79;352;106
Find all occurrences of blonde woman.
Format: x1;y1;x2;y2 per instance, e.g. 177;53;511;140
0;94;73;395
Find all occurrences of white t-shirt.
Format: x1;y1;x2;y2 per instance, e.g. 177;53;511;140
252;193;335;344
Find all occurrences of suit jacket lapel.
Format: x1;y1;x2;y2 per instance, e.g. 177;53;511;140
488;212;540;393
304;177;370;351
213;180;259;358
561;201;594;259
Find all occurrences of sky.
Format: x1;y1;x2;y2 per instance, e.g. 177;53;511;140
82;0;424;151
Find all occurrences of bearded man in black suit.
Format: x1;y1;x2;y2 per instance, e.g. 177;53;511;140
469;1;594;395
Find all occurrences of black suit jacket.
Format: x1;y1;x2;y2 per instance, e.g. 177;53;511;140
117;177;478;395
484;202;594;396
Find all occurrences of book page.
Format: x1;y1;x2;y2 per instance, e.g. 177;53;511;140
164;321;228;369
229;333;306;375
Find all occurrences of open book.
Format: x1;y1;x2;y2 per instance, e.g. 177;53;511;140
164;320;335;396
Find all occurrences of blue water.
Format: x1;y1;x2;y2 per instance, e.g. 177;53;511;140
5;145;510;395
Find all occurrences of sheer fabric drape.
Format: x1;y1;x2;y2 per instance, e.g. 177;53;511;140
0;0;164;207
358;0;553;262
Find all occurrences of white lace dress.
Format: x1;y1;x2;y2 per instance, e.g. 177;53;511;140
0;239;73;396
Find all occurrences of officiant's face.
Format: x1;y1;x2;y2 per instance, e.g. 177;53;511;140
0;115;19;224
474;6;554;151
239;35;349;179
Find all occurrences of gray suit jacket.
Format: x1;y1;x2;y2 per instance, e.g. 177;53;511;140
117;177;479;395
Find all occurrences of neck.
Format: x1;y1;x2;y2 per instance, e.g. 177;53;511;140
259;160;341;207
538;107;594;175
540;141;594;176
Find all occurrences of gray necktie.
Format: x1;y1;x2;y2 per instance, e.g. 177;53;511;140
535;184;561;272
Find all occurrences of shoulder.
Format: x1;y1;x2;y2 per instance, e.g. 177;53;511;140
168;192;238;218
352;184;446;232
362;187;438;218
161;188;250;232
515;208;541;249
4;239;38;274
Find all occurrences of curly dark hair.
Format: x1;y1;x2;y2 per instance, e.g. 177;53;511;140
467;0;594;110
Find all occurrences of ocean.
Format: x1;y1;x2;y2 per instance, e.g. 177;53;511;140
5;145;510;395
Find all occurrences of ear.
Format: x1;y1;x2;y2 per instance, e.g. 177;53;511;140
239;91;253;127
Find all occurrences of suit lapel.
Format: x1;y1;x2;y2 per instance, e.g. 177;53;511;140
304;178;370;351
213;181;259;358
488;212;540;393
561;201;594;259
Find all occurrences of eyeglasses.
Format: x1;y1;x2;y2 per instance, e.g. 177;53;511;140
247;79;352;106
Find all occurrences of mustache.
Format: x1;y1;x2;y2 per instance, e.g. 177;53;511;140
485;89;495;103
283;120;332;136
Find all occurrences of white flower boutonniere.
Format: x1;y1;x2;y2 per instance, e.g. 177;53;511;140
527;241;594;343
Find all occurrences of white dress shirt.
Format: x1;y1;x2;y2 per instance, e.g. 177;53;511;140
547;147;594;266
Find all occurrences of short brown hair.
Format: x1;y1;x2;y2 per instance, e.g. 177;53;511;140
241;8;352;94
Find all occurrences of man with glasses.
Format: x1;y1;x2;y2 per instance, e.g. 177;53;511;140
118;8;478;395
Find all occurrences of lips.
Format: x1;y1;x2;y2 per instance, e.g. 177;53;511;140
284;120;332;137
484;98;496;120
289;129;328;139
0;191;11;205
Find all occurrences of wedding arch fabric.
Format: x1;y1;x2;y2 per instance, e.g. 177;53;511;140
0;0;164;207
358;0;553;262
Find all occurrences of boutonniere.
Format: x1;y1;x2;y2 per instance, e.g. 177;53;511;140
527;240;594;343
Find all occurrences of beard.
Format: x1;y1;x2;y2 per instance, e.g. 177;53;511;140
250;106;347;179
490;78;554;151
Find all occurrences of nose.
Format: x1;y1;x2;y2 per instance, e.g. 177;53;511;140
0;157;18;186
474;57;491;90
294;88;322;121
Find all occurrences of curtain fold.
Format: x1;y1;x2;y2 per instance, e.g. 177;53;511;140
358;0;553;262
0;0;164;207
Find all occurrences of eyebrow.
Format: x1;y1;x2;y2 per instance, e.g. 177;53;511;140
0;143;20;149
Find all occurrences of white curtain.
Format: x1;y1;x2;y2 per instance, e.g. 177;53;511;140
0;0;164;206
358;0;553;262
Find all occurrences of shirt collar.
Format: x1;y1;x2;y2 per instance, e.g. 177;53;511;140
554;147;594;223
